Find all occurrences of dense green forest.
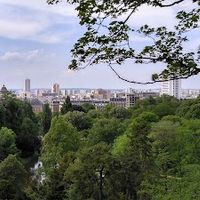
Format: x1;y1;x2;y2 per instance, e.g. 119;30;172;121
0;94;200;199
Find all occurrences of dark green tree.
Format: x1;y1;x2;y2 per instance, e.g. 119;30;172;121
61;96;73;115
0;155;27;200
0;96;40;158
0;127;18;161
41;103;52;134
64;111;92;131
81;102;95;113
108;106;131;119
65;143;115;200
18;117;40;158
0;105;6;128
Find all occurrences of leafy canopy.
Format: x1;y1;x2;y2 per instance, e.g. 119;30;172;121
47;0;200;84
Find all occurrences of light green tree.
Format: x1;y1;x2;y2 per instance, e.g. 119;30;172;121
41;116;80;173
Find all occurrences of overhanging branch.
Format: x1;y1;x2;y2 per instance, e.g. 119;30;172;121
154;0;185;7
108;63;200;85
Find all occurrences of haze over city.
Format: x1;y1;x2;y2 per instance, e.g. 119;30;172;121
0;0;199;89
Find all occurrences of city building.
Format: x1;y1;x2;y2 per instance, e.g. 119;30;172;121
161;79;181;99
51;83;60;95
110;97;126;107
24;79;31;92
30;99;43;113
0;85;8;94
51;99;61;112
126;93;139;108
0;85;9;97
182;89;200;99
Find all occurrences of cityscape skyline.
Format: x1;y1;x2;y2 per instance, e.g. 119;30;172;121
1;78;199;90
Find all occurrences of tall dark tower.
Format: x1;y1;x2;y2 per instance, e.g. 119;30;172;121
24;79;30;92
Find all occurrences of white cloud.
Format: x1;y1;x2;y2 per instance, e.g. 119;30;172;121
127;5;177;29
0;18;48;39
0;0;77;17
0;49;46;62
0;0;78;43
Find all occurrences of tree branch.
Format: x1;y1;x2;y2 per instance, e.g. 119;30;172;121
108;63;200;85
154;0;185;7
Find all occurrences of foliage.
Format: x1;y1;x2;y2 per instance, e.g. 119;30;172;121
134;95;180;118
41;103;52;134
18;117;40;158
176;97;200;119
0;96;40;158
1;94;200;199
108;106;131;119
60;96;73;115
64;111;92;131
81;102;95;113
47;0;200;83
41;116;79;173
0;127;18;161
65;143;114;200
0;155;27;200
88;118;124;144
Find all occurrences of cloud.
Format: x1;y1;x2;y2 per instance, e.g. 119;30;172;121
126;5;177;29
0;1;78;44
0;18;48;39
0;0;77;17
0;49;47;62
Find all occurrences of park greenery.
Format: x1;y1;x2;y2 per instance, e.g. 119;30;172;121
0;94;200;199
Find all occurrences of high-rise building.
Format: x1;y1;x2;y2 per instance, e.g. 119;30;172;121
51;83;60;95
161;79;181;99
24;79;30;92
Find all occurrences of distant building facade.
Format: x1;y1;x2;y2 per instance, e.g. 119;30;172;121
51;83;60;95
0;85;8;94
30;99;43;113
24;79;31;92
161;79;181;99
110;97;126;107
126;93;139;108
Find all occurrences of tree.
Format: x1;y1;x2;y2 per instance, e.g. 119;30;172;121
0;105;6;128
81;102;95;113
65;143;114;200
133;95;180;118
41;103;52;134
17;117;40;158
108;106;131;119
64;111;92;131
0;96;40;158
0;155;27;200
41;116;80;173
145;118;200;199
111;114;155;199
88;118;124;144
47;0;200;84
60;96;73;115
176;97;200;119
0;127;18;161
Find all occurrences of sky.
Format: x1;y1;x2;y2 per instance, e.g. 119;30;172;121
0;0;199;89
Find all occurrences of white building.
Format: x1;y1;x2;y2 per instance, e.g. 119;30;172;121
161;79;181;99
